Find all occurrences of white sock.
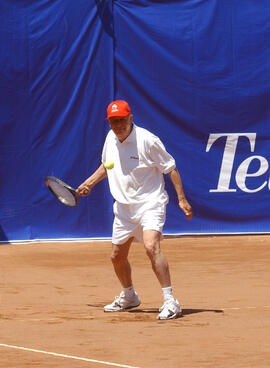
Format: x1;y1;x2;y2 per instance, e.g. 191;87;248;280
123;285;135;298
162;286;174;302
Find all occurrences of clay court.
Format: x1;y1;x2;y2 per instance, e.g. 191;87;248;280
1;234;270;367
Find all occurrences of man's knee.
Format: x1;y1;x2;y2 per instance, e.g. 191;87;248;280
110;240;132;264
144;237;161;260
110;247;125;264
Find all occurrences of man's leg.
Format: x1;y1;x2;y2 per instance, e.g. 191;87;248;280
143;230;182;319
104;237;140;312
143;230;171;287
110;237;133;288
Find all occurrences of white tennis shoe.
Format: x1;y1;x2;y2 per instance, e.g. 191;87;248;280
158;299;182;320
104;291;140;312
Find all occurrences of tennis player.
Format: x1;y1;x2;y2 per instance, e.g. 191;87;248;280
78;100;192;320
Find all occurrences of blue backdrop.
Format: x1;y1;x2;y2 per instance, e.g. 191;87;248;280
1;0;270;241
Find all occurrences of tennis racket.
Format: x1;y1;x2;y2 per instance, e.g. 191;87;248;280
45;176;89;207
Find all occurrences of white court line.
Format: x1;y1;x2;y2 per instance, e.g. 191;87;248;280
0;344;140;368
222;305;270;311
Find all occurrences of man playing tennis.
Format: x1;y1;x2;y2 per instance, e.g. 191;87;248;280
78;100;192;320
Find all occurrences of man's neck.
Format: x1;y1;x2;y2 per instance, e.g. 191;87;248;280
119;123;134;143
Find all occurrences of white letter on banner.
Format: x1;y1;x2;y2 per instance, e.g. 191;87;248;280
206;133;257;192
235;156;268;193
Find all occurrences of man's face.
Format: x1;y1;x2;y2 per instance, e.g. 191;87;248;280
108;114;133;142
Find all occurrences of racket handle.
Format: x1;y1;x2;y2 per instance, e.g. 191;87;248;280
77;187;90;196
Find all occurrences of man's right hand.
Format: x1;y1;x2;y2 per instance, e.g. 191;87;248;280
77;184;91;197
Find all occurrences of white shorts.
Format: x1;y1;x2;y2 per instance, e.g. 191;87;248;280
112;201;167;245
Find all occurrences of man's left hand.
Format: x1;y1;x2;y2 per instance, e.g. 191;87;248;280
178;198;193;220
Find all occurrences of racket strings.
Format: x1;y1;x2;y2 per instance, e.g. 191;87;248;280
47;179;77;207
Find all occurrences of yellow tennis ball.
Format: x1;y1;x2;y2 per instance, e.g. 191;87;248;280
104;160;114;170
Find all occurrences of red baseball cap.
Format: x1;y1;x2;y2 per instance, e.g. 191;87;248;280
106;100;131;120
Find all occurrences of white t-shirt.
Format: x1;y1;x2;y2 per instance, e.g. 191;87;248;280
102;124;176;205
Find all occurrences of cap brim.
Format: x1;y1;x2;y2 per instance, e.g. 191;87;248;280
106;112;130;120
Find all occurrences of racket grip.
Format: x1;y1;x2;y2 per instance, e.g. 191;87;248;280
77;187;90;196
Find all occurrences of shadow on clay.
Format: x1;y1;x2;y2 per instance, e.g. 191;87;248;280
87;304;223;316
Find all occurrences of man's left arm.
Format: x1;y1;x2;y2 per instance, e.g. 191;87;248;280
168;168;193;220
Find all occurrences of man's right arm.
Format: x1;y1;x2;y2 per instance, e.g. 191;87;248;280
77;163;107;196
